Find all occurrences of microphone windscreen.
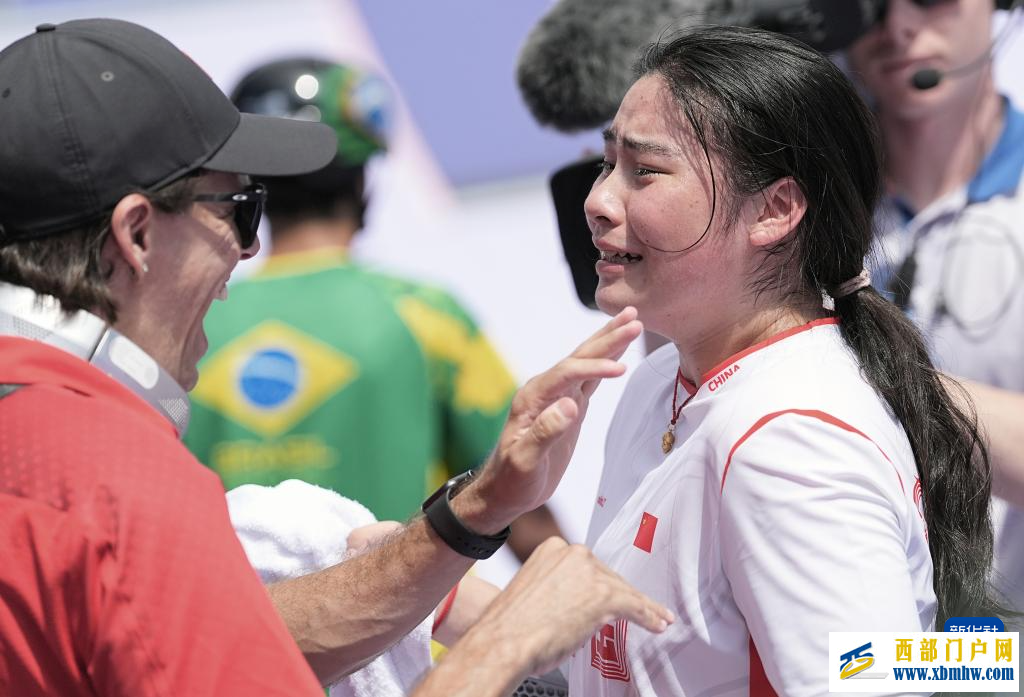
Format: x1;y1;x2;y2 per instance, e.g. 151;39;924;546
911;68;942;91
516;0;714;132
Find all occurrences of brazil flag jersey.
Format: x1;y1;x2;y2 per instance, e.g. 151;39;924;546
185;250;516;522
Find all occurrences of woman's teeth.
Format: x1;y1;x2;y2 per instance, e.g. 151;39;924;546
600;251;643;264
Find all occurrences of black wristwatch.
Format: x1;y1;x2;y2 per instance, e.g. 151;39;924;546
422;469;511;559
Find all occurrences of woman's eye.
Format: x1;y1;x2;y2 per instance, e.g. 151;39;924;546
596;160;658;178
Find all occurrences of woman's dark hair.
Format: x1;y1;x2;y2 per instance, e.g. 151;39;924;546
636;25;997;623
0;174;200;323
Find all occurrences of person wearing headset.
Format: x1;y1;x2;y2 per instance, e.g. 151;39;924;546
0;19;672;696
846;0;1024;619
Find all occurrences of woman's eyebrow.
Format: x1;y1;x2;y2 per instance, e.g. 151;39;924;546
602;126;678;158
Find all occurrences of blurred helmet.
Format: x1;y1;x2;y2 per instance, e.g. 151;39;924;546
232;57;391;169
231;58;392;224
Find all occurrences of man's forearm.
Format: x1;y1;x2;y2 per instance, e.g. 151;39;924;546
265;481;520;686
266;515;473;685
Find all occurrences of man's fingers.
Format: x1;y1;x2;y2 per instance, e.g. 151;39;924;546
579;320;643;363
615;589;675;634
510;397;579;470
559;550;674;634
573;315;643;361
579;342;634;398
570;307;638;356
508;312;642;429
575;320;643;398
538;356;628;395
513;358;626;421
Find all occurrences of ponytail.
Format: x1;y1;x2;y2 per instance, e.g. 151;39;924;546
834;287;999;622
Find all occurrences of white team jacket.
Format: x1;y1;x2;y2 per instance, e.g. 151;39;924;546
570;319;934;696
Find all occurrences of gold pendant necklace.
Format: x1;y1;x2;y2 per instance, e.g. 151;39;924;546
663;369;689;454
661;427;676;454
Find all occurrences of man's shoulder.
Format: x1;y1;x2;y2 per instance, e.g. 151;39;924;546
1;379;211;494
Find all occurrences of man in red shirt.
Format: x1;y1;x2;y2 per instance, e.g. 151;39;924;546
0;18;671;697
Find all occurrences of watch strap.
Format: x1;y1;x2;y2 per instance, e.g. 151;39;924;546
423;473;510;559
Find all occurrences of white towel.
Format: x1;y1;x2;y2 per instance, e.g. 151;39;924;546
226;479;433;697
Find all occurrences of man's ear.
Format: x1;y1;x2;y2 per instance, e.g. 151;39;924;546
747;177;807;248
103;193;155;278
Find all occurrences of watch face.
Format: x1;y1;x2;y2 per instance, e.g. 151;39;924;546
449;469;476;497
422;469;475;510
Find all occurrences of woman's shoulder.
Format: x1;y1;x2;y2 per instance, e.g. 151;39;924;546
726;322;878;407
703;325;913;465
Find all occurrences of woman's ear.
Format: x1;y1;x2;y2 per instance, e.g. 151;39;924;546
103;193;155;279
747;177;807;248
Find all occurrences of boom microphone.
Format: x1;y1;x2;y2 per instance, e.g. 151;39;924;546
515;0;887;133
516;0;716;132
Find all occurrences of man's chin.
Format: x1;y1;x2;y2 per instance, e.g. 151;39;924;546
181;330;208;391
875;83;954;120
178;361;200;392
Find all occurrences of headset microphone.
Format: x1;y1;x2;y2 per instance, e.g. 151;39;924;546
910;36;1005;91
910;68;942;90
910;48;996;91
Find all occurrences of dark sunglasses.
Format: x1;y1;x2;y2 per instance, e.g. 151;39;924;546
192;183;267;249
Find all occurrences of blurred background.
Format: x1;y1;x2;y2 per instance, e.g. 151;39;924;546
2;0;1021;585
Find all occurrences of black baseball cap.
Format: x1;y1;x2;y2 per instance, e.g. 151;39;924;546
0;18;338;242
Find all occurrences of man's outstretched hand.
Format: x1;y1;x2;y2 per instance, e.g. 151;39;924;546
413;536;673;697
455;307;642;534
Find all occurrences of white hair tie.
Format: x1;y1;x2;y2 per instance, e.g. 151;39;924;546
833;269;872;299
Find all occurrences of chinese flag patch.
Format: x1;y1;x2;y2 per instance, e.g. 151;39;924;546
633;511;658;553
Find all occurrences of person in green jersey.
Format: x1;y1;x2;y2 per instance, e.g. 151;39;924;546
185;58;561;559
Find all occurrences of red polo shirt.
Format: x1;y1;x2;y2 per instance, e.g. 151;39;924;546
0;337;322;696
